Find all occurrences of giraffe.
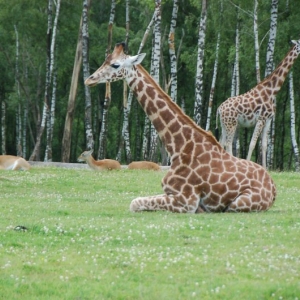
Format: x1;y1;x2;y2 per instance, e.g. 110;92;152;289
216;39;300;168
85;42;276;213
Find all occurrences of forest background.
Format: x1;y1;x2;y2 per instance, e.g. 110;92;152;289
0;0;299;170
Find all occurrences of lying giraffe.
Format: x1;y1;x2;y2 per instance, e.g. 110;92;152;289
85;42;276;213
216;39;300;168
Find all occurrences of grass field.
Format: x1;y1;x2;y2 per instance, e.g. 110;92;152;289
0;167;300;299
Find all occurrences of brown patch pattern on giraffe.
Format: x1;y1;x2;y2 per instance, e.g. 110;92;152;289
85;42;276;213
216;40;300;169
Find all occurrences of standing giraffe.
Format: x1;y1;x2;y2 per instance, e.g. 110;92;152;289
216;39;300;168
85;42;276;213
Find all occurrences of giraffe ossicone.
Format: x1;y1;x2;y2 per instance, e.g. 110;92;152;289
216;39;300;168
85;42;276;213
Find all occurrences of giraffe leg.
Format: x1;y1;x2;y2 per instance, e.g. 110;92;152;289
246;119;265;163
130;194;200;213
224;190;269;212
220;121;236;155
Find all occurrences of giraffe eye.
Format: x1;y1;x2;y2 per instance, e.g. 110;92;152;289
111;63;120;69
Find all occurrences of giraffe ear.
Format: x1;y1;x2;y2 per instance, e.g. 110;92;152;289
125;53;146;66
291;40;297;45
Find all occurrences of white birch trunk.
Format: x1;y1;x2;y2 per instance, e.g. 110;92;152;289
116;0;132;163
206;31;220;131
82;0;94;152
168;0;178;103
45;0;61;161
266;0;278;169
98;0;116;159
29;0;53;161
232;11;240;157
1;100;5;154
193;0;207;126
253;0;261;83
141;1;161;160
289;71;299;172
148;0;161;162
14;25;22;156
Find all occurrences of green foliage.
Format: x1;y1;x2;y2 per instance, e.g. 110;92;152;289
0;0;299;169
0;167;300;299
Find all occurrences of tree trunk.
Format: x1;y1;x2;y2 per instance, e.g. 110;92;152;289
168;0;178;103
289;71;299;171
148;0;161;162
45;0;61;162
29;0;53;161
232;7;240;158
193;0;207;126
1;99;6;154
266;0;278;169
98;0;116;159
116;0;131;163
141;1;161;160
253;0;260;83
61;17;83;162
82;0;94;151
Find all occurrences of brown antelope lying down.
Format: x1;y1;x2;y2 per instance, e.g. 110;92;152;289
128;161;160;171
0;155;31;170
78;150;121;171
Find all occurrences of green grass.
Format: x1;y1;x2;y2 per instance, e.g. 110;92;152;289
0;167;300;299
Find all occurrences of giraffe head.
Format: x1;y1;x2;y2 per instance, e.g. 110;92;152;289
85;42;146;87
291;39;300;53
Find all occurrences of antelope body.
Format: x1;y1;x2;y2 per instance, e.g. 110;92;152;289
0;155;31;171
128;161;160;171
78;150;121;170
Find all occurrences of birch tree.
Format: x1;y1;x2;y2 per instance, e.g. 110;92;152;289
1;99;6;154
253;0;260;83
148;0;162;162
82;0;94;152
266;0;278;169
14;25;22;156
98;0;116;159
232;7;241;157
29;0;53;161
193;0;207;126
61;17;83;162
288;71;299;172
205;0;222;131
116;0;132;163
141;1;161;161
168;0;178;103
45;0;61;161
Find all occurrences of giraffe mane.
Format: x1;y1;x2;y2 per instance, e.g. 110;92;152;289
137;64;223;151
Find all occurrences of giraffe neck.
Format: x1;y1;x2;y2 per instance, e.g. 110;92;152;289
126;65;218;157
259;46;299;95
